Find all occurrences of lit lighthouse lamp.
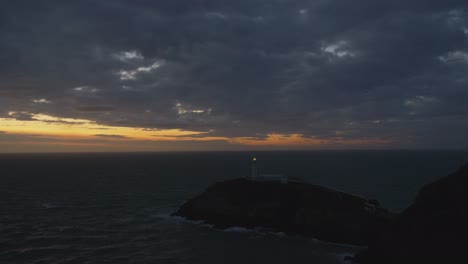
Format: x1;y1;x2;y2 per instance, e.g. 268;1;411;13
249;157;288;184
251;157;258;179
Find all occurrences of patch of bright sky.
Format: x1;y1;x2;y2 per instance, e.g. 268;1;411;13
322;41;356;58
32;98;51;104
73;86;100;93
118;61;164;80
175;102;212;115
113;50;144;62
438;50;468;63
404;96;438;107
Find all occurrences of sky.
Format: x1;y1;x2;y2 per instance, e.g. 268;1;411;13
1;0;468;152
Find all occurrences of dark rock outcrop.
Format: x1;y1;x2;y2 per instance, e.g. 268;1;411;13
173;178;390;245
351;164;468;264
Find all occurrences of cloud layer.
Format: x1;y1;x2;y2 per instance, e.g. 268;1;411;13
1;0;468;149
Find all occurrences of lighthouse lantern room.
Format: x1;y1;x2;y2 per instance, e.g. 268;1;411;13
249;157;288;184
251;157;258;179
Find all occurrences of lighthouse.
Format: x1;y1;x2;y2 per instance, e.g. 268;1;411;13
251;157;258;180
249;157;289;183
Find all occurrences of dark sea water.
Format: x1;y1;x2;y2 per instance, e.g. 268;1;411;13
1;150;467;264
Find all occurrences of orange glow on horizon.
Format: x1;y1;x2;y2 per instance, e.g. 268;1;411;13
0;114;211;141
230;133;390;147
0;114;391;151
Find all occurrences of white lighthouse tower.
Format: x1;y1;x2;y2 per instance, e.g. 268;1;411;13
251;157;258;180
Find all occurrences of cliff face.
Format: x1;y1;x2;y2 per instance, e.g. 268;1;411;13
353;164;468;264
174;178;390;245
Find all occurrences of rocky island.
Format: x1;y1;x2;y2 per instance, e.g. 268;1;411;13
175;158;468;262
173;158;391;245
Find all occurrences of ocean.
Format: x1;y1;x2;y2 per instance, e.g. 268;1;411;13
1;150;467;263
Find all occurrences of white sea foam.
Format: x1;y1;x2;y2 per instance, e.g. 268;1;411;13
158;214;298;239
335;252;356;264
154;213;206;226
157;212;366;252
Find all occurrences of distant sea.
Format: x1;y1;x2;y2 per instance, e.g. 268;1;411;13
1;150;467;263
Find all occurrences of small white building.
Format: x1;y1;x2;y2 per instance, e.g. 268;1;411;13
249;157;288;184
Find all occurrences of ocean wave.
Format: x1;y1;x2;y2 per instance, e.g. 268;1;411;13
3;245;73;256
40;202;60;209
39;202;74;210
157;213;297;238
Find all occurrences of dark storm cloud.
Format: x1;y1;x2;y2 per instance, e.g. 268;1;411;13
77;106;116;112
1;0;468;147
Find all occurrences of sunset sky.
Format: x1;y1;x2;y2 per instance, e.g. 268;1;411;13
1;1;468;152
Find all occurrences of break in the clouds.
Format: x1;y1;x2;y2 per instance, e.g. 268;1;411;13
1;0;468;150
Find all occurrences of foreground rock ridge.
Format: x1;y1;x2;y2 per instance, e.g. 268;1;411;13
351;163;468;264
173;178;390;245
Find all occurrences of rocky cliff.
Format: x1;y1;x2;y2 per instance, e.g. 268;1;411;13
173;178;390;245
351;164;468;264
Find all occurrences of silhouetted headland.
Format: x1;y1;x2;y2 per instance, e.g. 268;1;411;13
348;163;468;264
173;177;391;245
